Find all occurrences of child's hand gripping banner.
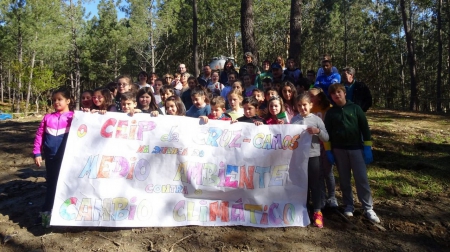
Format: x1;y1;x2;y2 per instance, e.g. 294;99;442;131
51;111;311;227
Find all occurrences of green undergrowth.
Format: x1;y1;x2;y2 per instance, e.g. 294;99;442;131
367;167;447;198
0;102;12;113
365;110;450;198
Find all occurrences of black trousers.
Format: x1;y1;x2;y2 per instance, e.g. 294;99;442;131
42;156;63;212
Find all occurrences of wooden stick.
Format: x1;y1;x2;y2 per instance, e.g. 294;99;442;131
168;234;193;252
147;239;157;252
334;209;359;229
98;233;121;247
370;221;387;231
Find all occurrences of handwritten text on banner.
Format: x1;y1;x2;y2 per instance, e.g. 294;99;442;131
51;111;311;227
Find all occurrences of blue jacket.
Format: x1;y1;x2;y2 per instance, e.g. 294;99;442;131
314;73;341;97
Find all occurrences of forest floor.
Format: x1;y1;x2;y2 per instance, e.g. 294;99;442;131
0;109;449;251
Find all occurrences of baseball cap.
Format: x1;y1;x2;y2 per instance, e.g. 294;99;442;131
271;63;282;69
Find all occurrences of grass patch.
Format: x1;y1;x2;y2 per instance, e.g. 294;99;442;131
367;110;450;198
367;167;448;198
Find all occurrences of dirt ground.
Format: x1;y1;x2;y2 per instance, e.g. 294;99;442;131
0;110;449;251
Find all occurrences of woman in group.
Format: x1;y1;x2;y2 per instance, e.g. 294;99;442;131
137;71;153;91
219;59;238;85
163;73;174;85
275;56;286;70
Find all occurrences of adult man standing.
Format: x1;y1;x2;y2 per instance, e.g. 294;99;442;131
197;65;212;87
178;63;191;76
341;67;372;112
239;52;260;78
314;55;341;98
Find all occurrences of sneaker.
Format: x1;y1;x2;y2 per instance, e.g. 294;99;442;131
313;211;324;228
344;205;354;217
327;197;338;208
364;210;380;223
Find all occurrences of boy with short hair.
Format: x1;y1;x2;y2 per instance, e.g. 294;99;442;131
120;92;138;114
207;96;231;121
233;97;264;125
261;77;272;91
324;83;380;223
252;89;265;103
252;89;266;118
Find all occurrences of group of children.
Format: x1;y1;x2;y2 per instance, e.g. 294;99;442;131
32;70;380;228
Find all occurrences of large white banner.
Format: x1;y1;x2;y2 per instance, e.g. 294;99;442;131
51;111;311;227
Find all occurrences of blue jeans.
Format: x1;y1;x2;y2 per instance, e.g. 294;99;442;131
319;146;336;206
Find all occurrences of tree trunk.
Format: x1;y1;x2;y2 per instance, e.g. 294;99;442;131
8;67;11;104
240;0;258;65
16;3;23;113
70;0;81;110
343;0;348;67
151;31;155;73
0;61;3;103
26;50;36;113
192;0;199;77
149;2;155;74
35;97;39;113
289;0;302;68
436;0;443;112
400;0;419;110
446;0;450;111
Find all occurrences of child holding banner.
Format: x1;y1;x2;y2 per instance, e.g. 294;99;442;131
226;89;244;120
136;87;162;116
186;86;211;118
324;84;380;223
119;92;137;113
291;93;329;228
90;88;117;114
233;97;264;125
200;96;231;123
165;96;186;116
264;95;288;124
33;87;74;226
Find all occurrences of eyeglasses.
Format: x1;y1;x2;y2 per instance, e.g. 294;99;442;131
117;83;129;87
